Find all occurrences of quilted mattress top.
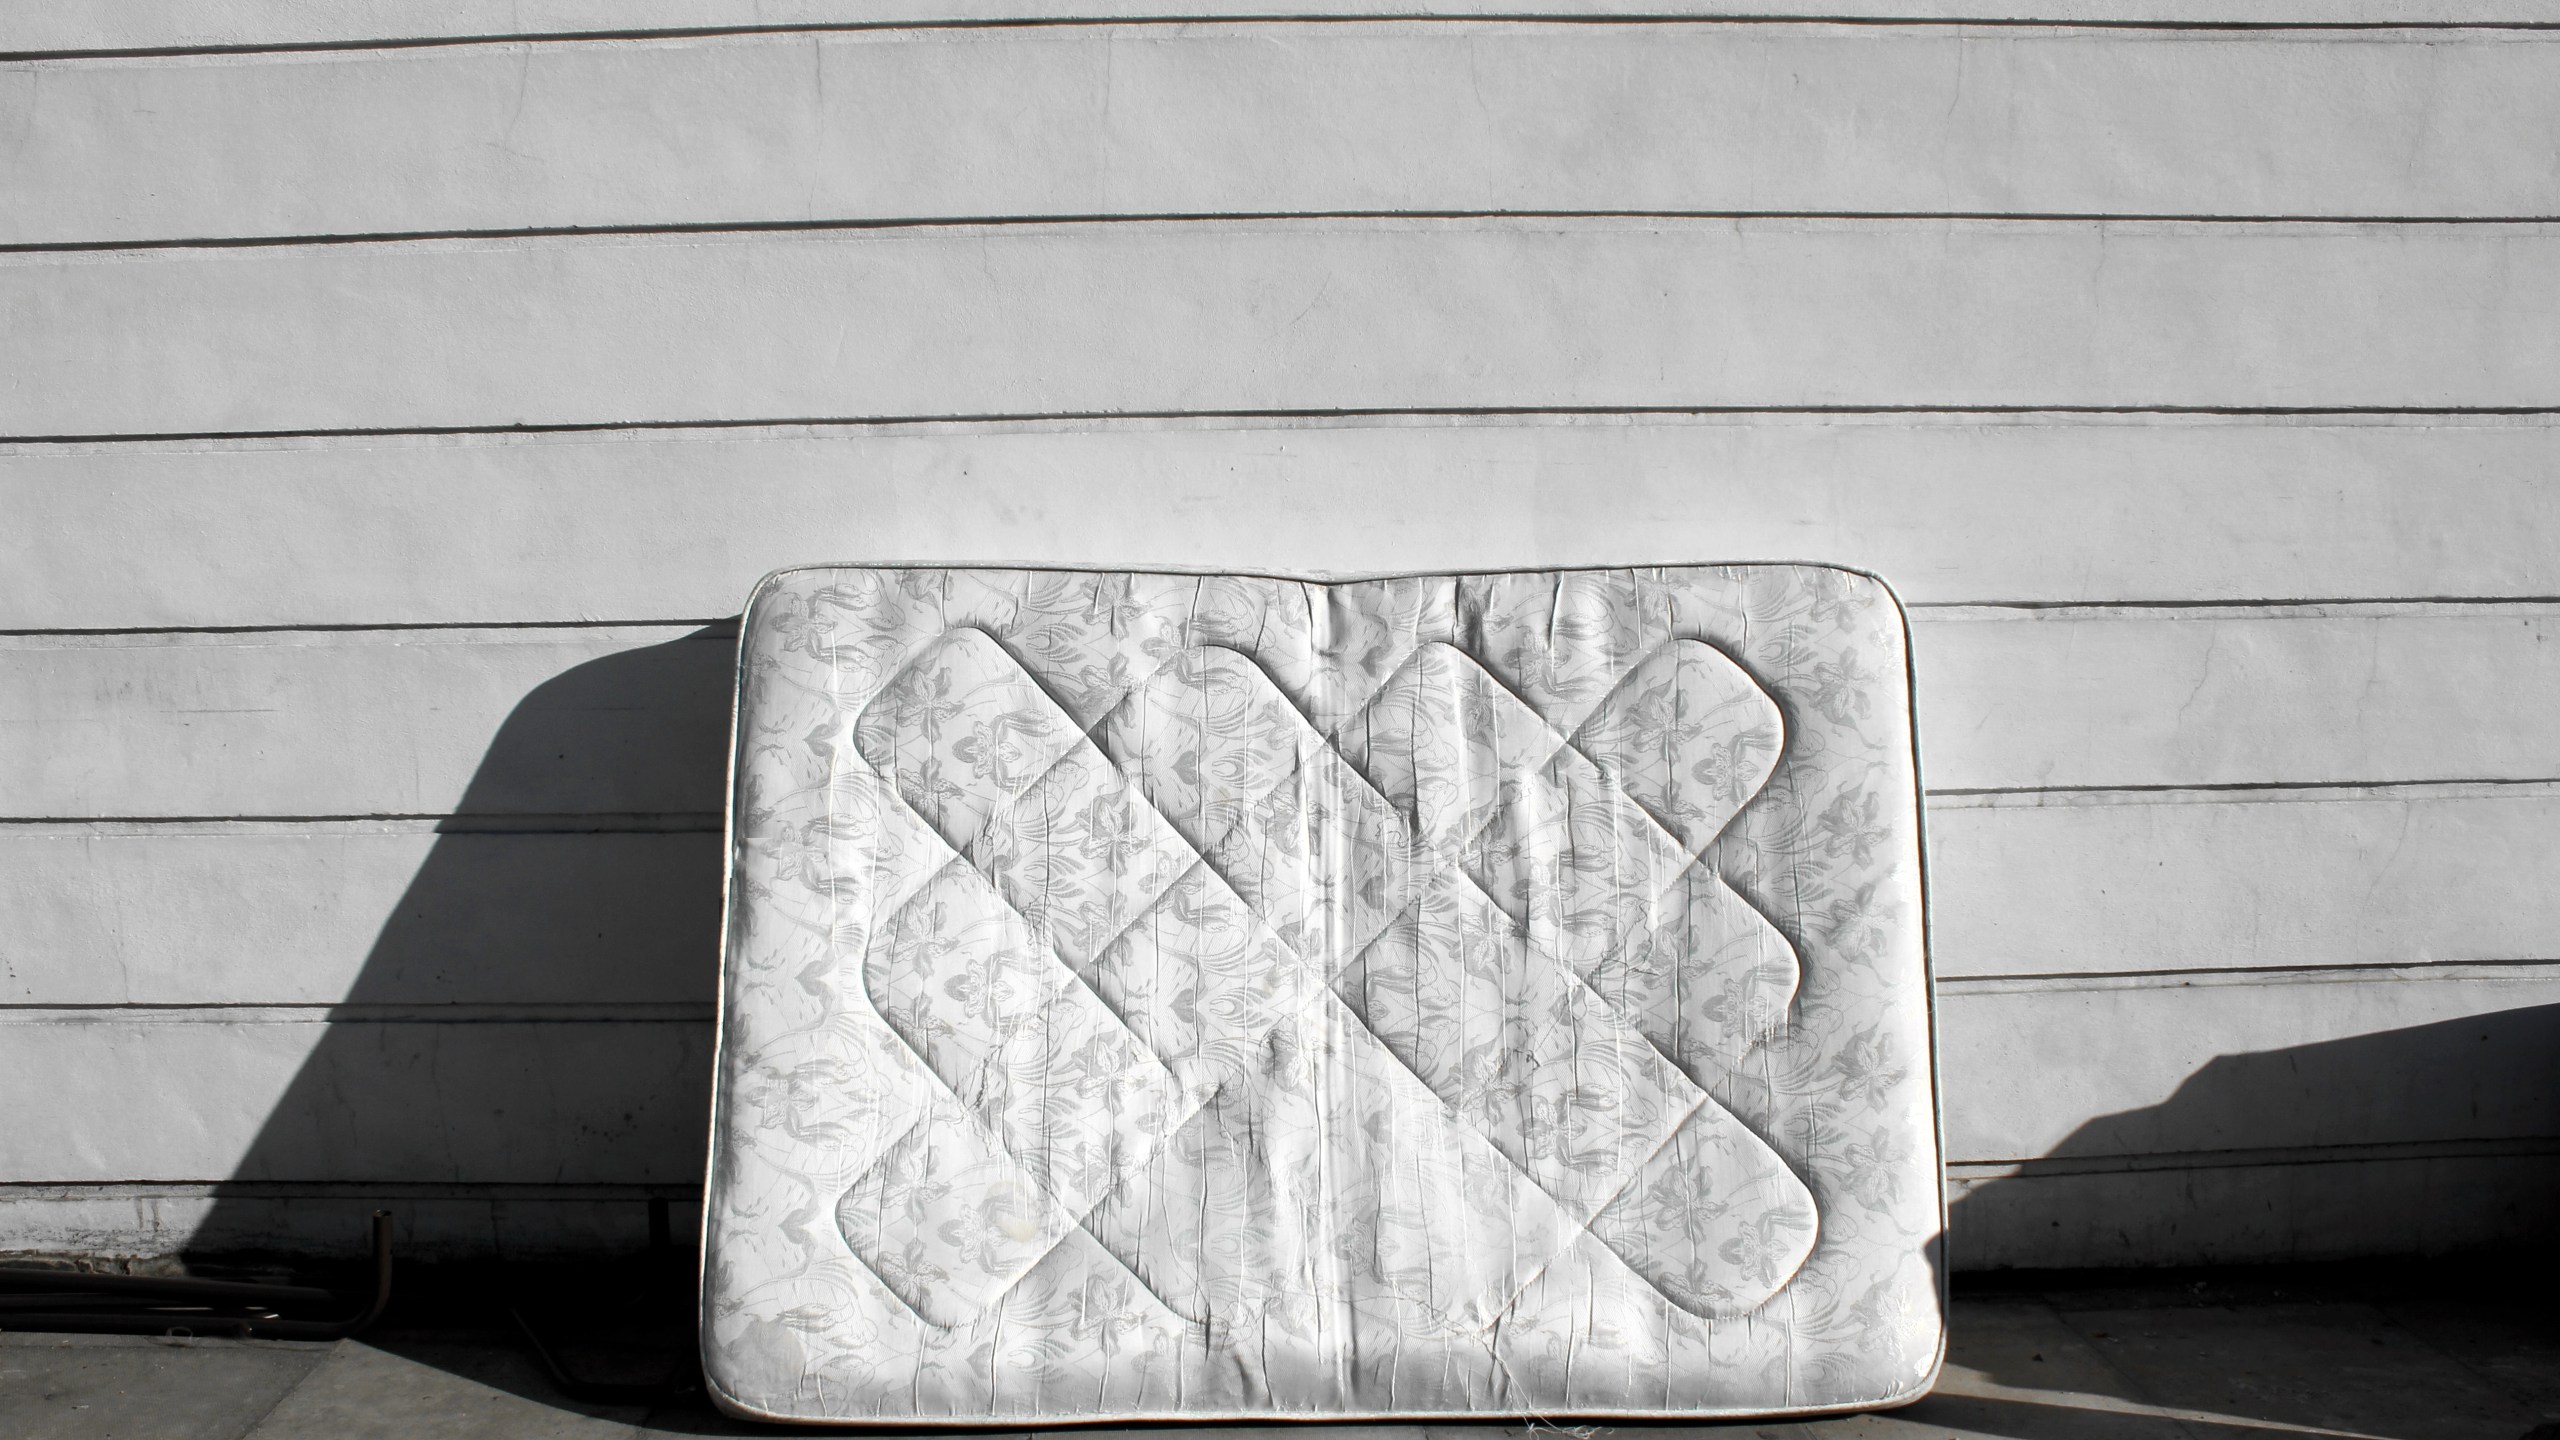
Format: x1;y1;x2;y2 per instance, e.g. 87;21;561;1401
702;564;1942;1424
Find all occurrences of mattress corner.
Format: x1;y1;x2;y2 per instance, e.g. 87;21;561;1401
695;1322;816;1428
1806;560;1912;625
736;561;830;634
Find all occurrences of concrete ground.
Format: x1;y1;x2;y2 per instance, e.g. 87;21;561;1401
4;1264;2556;1439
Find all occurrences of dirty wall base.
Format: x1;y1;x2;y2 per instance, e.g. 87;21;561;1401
702;564;1943;1423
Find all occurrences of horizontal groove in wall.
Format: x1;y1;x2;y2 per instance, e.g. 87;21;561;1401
1922;596;2560;613
15;211;2560;258
24;1141;2553;1197
1929;777;2560;800
16;405;2560;448
0;814;727;835
1949;1135;2560;1179
1921;599;2560;622
1930;778;2560;808
0;1004;716;1025
0;1181;704;1200
1938;959;2560;993
12;796;2560;827
0;618;739;639
10;781;2560;830
2;964;2541;1019
16;407;2552;452
11;15;2560;65
0;621;714;651
11;597;2560;641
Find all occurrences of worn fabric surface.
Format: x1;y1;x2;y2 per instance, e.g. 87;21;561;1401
702;565;1942;1423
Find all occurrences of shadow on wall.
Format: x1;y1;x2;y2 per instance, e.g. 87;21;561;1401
1948;1003;2560;1272
187;627;740;1262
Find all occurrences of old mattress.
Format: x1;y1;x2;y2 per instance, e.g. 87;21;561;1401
702;564;1942;1424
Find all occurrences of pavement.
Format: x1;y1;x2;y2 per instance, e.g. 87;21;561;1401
4;1262;2557;1439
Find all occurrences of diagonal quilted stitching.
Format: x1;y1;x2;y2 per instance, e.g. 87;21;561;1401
1330;642;1817;1317
1107;642;1813;1320
849;630;1470;1329
846;630;1209;1325
1101;645;1420;977
834;624;1821;1332
1566;640;1804;1092
1092;648;1590;1335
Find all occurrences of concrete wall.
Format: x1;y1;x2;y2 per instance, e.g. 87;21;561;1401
5;6;2557;1269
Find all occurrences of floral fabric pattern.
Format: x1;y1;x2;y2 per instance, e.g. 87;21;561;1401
704;565;1943;1422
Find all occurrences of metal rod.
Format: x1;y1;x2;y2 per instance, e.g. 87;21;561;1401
0;1209;393;1341
0;1293;250;1312
0;1266;338;1308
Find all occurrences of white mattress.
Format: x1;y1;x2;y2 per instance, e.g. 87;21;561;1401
702;565;1943;1424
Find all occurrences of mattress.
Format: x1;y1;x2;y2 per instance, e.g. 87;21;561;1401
702;564;1942;1424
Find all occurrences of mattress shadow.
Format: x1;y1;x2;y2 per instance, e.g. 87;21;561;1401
186;627;736;1265
1948;1002;2560;1274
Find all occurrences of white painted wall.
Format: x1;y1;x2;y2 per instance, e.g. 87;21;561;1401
5;10;2555;1269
